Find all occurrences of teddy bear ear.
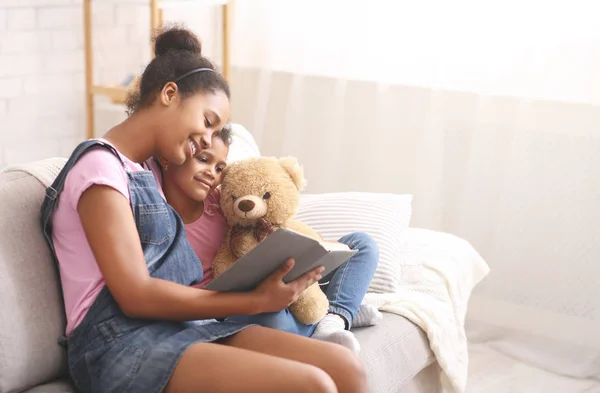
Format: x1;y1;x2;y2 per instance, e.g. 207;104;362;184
278;156;306;191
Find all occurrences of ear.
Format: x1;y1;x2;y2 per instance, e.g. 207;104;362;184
159;81;179;107
278;156;306;191
155;155;169;168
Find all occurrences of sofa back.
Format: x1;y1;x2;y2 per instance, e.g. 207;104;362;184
0;164;68;393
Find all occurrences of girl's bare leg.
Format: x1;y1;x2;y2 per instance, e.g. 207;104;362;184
221;325;368;393
164;339;338;393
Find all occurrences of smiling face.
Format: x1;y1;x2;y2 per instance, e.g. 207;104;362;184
155;86;230;167
162;136;229;203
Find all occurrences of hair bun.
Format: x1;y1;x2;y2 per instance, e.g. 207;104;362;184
154;25;202;57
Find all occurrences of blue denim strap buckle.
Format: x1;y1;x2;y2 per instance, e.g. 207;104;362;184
45;186;58;201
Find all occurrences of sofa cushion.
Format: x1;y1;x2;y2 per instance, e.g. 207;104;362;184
0;170;67;393
296;192;414;294
21;379;74;393
227;123;262;162
354;312;435;393
401;363;442;393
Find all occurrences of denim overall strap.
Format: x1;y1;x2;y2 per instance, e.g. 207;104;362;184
125;169;204;285
41;140;124;262
40;140;126;349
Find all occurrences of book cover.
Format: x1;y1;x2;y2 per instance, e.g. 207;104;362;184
205;228;358;292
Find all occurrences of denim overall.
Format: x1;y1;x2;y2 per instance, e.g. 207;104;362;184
41;140;253;393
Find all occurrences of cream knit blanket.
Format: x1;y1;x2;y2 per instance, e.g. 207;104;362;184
363;228;490;393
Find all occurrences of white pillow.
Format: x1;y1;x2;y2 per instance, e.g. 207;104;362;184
295;192;414;294
227;123;261;162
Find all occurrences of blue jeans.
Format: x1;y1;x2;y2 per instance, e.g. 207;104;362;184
228;232;379;336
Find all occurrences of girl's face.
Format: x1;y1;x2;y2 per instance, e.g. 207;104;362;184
155;84;230;167
164;137;229;202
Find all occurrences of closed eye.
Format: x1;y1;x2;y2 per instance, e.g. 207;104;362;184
204;117;212;128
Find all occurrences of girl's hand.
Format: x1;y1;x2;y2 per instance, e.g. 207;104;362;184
252;259;324;314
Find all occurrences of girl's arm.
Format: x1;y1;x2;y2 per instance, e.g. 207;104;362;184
78;185;322;321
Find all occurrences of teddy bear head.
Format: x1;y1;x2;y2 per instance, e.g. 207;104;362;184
219;156;305;228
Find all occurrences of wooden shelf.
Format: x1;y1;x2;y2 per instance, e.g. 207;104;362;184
95;0;228;5
158;0;229;8
84;0;231;139
91;85;130;105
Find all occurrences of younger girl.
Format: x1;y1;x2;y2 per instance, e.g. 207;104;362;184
149;125;380;354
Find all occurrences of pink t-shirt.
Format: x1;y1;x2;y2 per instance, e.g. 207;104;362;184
52;139;145;336
184;189;229;288
146;159;229;288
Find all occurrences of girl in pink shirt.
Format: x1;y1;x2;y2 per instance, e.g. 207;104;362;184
41;26;367;393
145;135;230;289
152;129;380;355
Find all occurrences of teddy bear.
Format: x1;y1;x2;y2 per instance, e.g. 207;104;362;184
212;156;329;325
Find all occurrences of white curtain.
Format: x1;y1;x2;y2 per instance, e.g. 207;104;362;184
226;0;600;390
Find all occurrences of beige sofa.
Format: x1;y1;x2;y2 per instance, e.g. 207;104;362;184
0;162;441;393
1;118;450;393
0;164;443;393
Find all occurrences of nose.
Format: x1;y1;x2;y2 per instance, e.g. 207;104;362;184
204;167;216;179
238;199;255;213
200;134;211;149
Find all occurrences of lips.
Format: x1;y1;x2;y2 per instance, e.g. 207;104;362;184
195;176;212;189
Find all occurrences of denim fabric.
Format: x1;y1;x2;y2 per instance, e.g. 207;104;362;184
228;232;379;335
41;140;254;393
228;308;318;337
321;232;379;329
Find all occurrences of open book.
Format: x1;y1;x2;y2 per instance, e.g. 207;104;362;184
205;228;358;292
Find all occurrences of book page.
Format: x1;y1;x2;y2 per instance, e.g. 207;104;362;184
319;240;352;252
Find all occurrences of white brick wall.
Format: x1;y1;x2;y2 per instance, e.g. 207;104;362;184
36;6;81;29
0;78;23;99
7;7;36;30
0;0;223;169
0;10;7;31
1;31;40;53
0;1;139;168
0;100;7;118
